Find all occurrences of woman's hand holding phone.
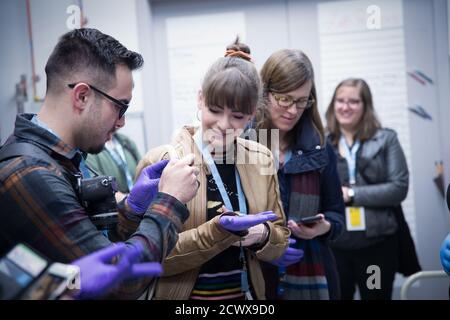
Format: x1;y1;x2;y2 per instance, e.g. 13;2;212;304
288;214;331;240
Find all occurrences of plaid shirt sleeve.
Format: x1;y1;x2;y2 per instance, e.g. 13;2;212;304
114;192;189;298
0;158;189;299
118;192;189;268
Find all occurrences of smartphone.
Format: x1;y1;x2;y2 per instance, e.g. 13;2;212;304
0;244;79;300
297;215;322;225
21;262;79;300
0;243;48;299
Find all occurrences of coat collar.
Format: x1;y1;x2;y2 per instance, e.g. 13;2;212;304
12;113;84;167
354;129;385;172
329;128;385;174
284;114;328;174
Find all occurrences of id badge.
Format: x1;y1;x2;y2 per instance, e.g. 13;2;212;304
345;207;366;231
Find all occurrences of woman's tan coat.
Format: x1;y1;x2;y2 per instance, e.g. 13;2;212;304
135;126;290;299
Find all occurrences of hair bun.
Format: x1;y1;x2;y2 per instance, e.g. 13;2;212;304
225;36;252;62
224;49;252;61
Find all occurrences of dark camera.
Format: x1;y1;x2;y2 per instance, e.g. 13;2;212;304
77;176;118;231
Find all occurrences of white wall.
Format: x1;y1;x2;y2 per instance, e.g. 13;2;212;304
400;0;450;299
0;0;32;144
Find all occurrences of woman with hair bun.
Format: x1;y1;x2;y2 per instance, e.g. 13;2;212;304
136;39;290;300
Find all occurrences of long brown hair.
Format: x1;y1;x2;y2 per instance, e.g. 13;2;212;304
202;37;261;115
255;49;324;148
325;78;381;145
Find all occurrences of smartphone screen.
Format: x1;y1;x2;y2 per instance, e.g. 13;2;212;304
21;272;67;300
0;244;48;299
297;215;322;225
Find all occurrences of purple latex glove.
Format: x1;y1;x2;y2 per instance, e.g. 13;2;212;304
72;242;162;299
440;234;450;275
219;211;278;232
127;160;169;214
270;238;304;267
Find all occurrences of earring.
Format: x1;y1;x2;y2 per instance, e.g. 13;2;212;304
196;110;201;121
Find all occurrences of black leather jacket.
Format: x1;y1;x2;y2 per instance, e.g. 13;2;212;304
329;128;409;249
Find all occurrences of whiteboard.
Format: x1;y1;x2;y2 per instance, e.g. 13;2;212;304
166;12;246;132
318;0;417;240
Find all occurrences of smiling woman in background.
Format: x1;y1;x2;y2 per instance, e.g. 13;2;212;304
325;78;419;300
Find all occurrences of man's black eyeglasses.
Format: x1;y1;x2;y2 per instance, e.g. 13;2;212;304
68;83;129;118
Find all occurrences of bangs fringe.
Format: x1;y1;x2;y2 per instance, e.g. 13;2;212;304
203;68;258;114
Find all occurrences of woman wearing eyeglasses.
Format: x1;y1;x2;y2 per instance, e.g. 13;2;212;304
325;78;414;300
253;49;345;300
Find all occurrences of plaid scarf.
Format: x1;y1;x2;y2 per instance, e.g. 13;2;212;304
279;171;330;300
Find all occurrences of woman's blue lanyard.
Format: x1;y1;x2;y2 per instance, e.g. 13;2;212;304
194;130;246;214
283;150;292;166
339;135;360;185
194;129;252;299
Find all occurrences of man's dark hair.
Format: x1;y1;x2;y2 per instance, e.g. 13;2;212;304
45;28;143;94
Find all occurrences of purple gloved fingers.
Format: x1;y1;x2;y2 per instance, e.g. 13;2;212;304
219;211;277;232
250;211;278;224
284;247;304;260
128;160;170;214
122;242;162;279
129;263;163;278
121;242;145;264
146;159;170;177
284;239;304;258
269;238;304;267
72;243;132;299
440;234;450;275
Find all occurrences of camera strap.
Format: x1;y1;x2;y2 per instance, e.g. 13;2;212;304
0;142;58;166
